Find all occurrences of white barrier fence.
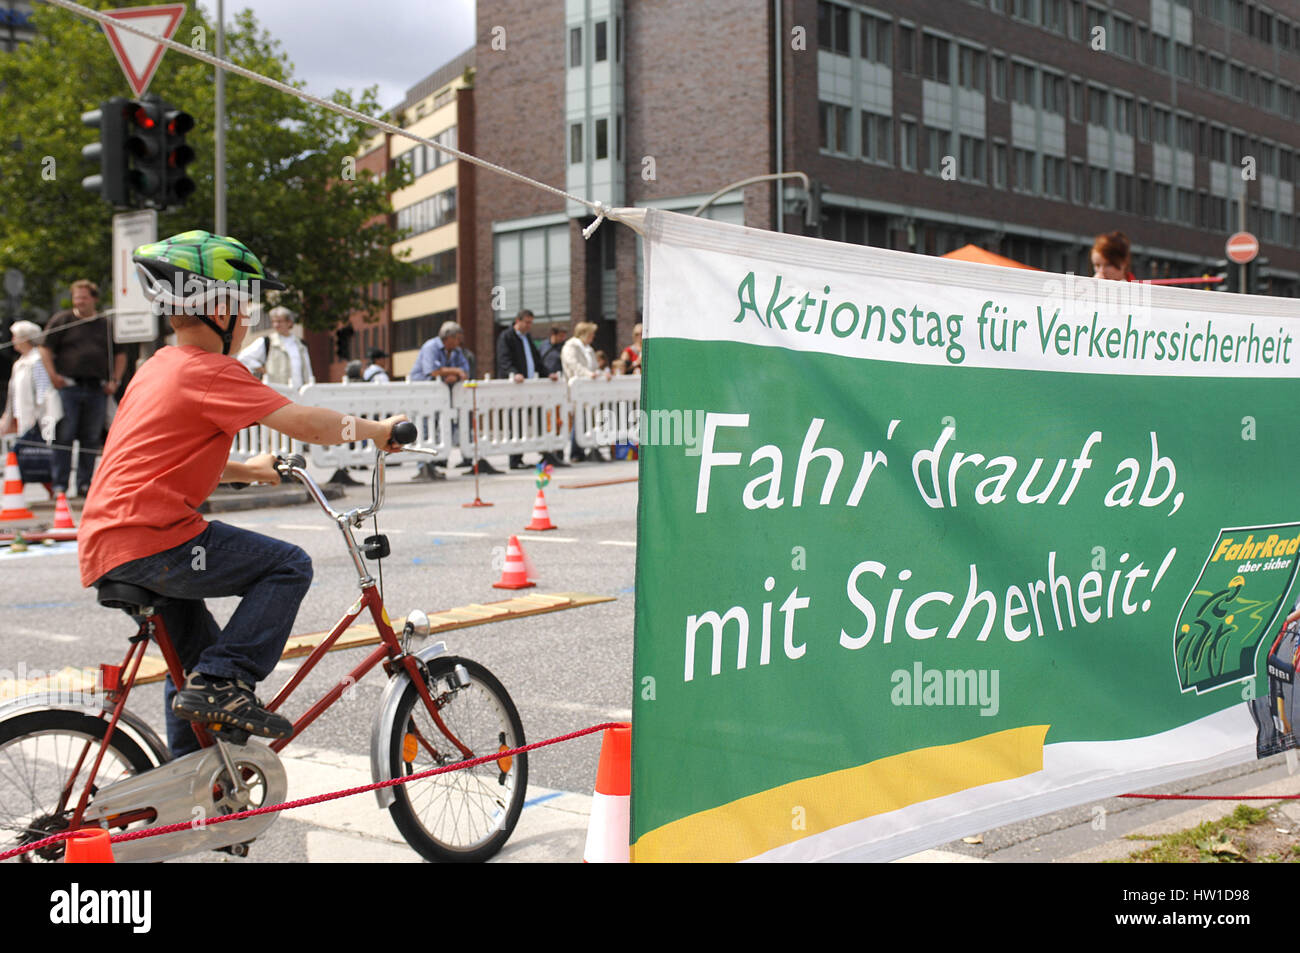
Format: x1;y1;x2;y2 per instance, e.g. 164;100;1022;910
225;376;640;465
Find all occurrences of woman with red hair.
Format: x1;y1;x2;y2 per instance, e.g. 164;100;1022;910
1091;231;1135;281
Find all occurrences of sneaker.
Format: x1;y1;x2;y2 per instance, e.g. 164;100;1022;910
172;672;293;739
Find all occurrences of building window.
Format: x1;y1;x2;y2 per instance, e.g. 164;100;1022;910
1087;85;1108;127
1042;72;1066;115
569;27;582;68
395;187;457;237
862;13;891;65
898;25;916;73
393;249;457;298
594;21;608;62
493;223;571;325
993;142;1008;187
924;126;951;174
1151;35;1170;71
1115;173;1135;213
1068;0;1084;39
595;118;608;160
1137;101;1150;140
1086;5;1106;39
922;33;951;83
570;123;583;165
1072;159;1086;203
1177;188;1194;224
1114;94;1134;135
900;120;918;169
1112;16;1134;57
958;45;985;91
1152;105;1171;144
1013;0;1038;21
1012;62;1036;106
1070;78;1084;121
616;114;623;162
960;135;986;181
820;102;851;153
1041;0;1066;32
1013;148;1037;192
861;111;892;163
1042;155;1066;197
1089;167;1108;207
1176;114;1195;152
817;1;850;55
991;54;1007;100
1154;183;1172;219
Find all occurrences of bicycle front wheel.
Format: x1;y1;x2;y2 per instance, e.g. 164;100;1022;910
385;657;527;863
0;709;156;862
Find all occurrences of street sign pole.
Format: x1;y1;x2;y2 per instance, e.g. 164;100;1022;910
215;0;226;235
1239;179;1248;294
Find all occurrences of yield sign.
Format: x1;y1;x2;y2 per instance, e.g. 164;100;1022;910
101;4;187;97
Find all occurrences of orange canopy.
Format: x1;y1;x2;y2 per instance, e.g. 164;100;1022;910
941;244;1039;271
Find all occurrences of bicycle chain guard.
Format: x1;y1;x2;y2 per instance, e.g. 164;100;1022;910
81;741;287;862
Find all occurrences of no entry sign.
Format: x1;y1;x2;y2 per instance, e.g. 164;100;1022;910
1226;231;1259;265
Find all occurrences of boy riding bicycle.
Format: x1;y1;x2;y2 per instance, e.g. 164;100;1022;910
77;230;405;757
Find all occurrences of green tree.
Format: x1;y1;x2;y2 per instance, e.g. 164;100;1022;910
0;0;418;328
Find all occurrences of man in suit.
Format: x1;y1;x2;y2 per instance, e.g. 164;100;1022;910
496;309;566;470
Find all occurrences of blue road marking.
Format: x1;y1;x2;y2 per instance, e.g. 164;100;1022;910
523;791;564;808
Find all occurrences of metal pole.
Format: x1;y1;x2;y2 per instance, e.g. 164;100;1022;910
691;171;810;217
1239;175;1247;294
214;0;226;235
773;0;783;233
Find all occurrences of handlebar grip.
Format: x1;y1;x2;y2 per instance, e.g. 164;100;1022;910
391;420;418;446
273;453;307;477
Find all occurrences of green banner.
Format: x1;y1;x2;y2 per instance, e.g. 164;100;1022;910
628;209;1300;862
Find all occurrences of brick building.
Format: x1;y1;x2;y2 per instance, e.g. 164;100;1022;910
468;0;1300;373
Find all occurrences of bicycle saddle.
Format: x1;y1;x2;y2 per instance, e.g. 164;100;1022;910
95;581;167;612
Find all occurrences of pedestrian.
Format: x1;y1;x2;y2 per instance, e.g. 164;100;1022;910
1091;231;1136;282
0;320;62;495
495;309;565;470
621;322;642;372
343;359;363;382
409;320;493;479
363;347;390;382
39;279;126;498
595;349;610;373
562;322;609;463
237;305;315;390
541;324;567;376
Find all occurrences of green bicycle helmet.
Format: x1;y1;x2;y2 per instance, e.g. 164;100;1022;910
133;230;285;355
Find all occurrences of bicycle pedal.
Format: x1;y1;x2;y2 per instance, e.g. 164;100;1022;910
209;723;253;746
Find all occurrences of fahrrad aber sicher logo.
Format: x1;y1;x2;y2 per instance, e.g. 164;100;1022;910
1173;523;1300;694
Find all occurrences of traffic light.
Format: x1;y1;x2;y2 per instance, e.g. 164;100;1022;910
1253;256;1272;295
81;97;130;206
162;105;196;207
124;97;167;208
1209;258;1233;293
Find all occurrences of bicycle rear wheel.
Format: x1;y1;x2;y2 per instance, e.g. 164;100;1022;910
386;657;527;863
0;709;155;862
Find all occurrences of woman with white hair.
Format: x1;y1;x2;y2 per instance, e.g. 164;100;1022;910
1;320;63;491
561;322;609;462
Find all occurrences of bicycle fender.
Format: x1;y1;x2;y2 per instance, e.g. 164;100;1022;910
369;641;450;809
0;691;172;767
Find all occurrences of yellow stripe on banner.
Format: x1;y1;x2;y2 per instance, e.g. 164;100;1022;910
630;724;1049;863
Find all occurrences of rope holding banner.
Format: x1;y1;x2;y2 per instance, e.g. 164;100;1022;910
582;202;609;240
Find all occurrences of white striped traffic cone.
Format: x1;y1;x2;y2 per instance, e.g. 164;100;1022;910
0;452;35;522
45;492;77;540
583;723;631;863
525;488;557;531
491;535;536;590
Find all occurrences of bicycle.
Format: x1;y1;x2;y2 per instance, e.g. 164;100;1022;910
0;421;528;863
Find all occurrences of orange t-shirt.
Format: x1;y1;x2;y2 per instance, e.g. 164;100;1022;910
78;345;292;587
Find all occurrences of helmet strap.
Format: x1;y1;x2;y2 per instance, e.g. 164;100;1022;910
199;307;237;356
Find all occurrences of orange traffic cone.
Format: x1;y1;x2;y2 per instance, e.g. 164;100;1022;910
64;827;115;863
492;535;536;590
583;723;631;863
525;489;557;531
0;452;35;522
46;492;77;540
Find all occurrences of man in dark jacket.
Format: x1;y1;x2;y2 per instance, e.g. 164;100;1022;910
496;309;565;469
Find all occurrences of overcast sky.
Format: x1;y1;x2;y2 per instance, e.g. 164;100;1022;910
233;0;476;109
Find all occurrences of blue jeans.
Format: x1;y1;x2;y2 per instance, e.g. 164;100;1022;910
52;383;107;493
97;521;313;756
